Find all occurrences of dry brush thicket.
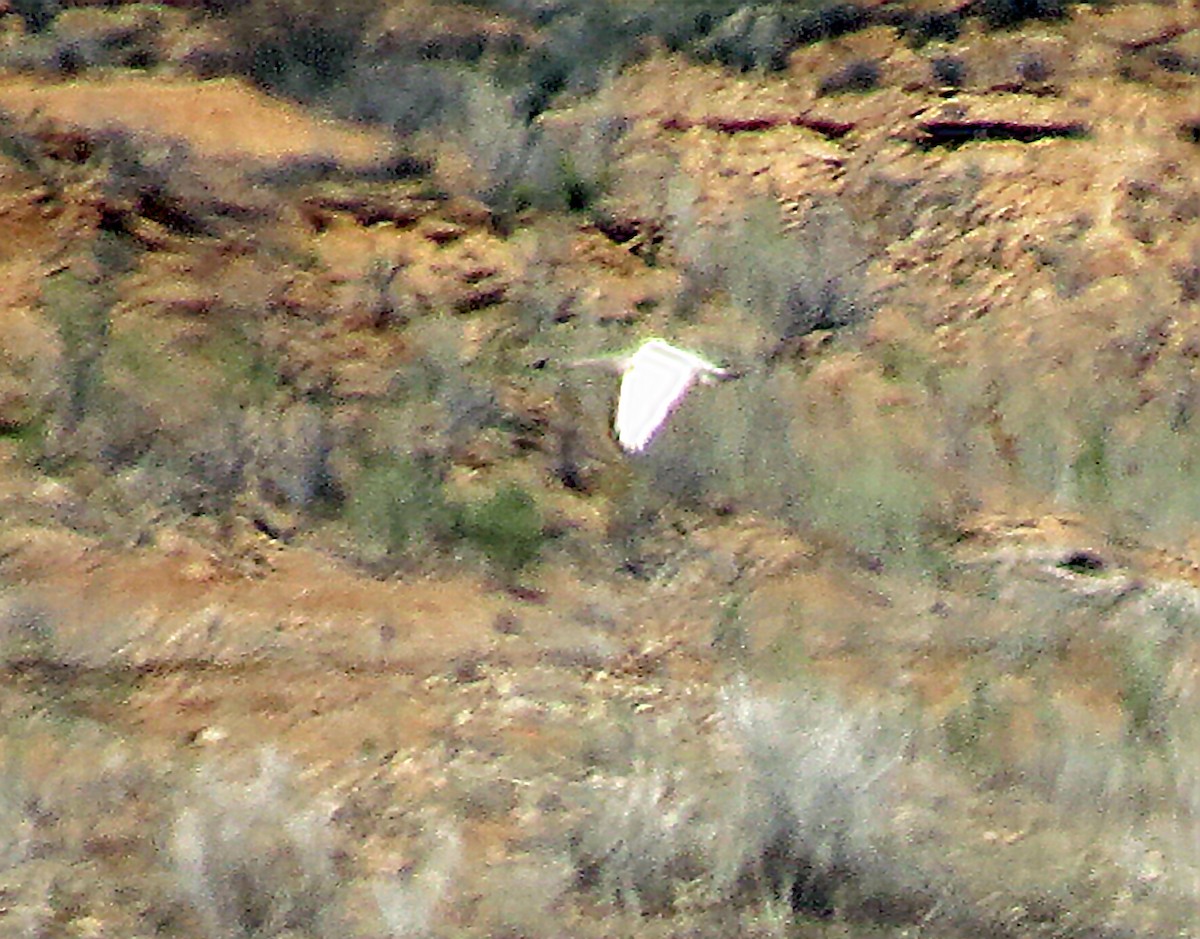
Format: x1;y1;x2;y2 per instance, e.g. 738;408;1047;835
1;0;1200;937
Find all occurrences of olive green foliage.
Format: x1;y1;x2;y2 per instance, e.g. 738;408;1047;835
712;592;749;663
458;484;545;574
1117;636;1173;744
979;0;1066;28
226;0;376;101
678;197;874;346
452;77;621;228
985;361;1200;542
632;197;949;565
817;57;880;95
348;455;457;560
903;11;962;48
636;358;943;571
931;54;967;86
346;458;545;573
42;268;112;438
10;0;58;35
942;678;1008;773
35;263;173;481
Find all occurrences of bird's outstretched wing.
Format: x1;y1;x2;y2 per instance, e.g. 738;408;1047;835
614;345;701;452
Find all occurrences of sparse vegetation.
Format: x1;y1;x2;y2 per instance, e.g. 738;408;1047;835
567;685;921;924
676;196;874;347
449;76;619;226
1016;50;1054;84
245;402;340;512
4;2;1200;938
457;483;546;575
571;755;718;914
978;0;1068;29
10;0;59;35
347;454;456;563
932;54;967;87
696;6;799;72
817;57;881;95
171;749;341;939
371;825;462;939
41;267;112;446
942;676;1009;773
0;598;56;665
336;60;469;138
902;11;962;48
1116;635;1174;744
224;0;376;102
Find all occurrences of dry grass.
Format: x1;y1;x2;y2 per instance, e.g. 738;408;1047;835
171;748;353;939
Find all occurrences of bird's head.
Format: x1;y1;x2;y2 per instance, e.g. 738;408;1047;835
701;364;743;384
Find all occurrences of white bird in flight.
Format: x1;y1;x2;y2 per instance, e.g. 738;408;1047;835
572;338;738;453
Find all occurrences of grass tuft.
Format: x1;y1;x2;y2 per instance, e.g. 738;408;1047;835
171;748;341;939
717;684;917;918
371;824;462;939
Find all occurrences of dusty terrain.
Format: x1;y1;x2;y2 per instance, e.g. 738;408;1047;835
1;1;1200;937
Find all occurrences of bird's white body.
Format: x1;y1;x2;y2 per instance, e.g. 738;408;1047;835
602;339;732;453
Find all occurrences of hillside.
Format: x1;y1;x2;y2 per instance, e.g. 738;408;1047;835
1;1;1199;937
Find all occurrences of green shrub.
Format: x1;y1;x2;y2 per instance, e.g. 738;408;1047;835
985;364;1200;542
458;484;544;574
347;455;456;561
226;0;374;101
638;354;944;568
931;54;967;87
691;3;870;71
45;7;163;73
942;677;1008;773
336;60;469;137
452;76;618;227
817;57;881;95
979;0;1067;29
695;6;797;72
799;443;940;566
792;2;870;44
902;11;961;48
677;198;874;347
42;269;111;438
477;1;647;119
11;0;59;34
1117;637;1172;744
36;265;155;479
